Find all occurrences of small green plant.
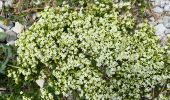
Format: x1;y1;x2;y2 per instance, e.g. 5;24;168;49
0;44;14;74
6;1;170;100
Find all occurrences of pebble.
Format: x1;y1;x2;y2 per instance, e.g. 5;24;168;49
164;23;170;28
8;21;15;29
149;17;155;22
153;6;163;13
11;22;24;34
157;16;170;25
36;79;45;88
149;21;157;26
155;24;166;35
160;35;167;46
32;13;37;20
160;1;166;8
4;0;13;7
154;0;167;7
165;29;170;34
5;30;17;42
6;41;15;45
164;5;170;11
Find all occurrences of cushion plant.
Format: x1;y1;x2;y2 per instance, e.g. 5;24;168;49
7;2;170;100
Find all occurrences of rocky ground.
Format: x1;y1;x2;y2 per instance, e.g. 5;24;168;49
0;0;170;46
0;0;40;46
0;0;23;45
149;0;170;45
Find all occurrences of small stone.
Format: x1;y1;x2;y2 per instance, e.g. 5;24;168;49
164;5;170;11
155;24;166;35
164;23;170;28
154;0;161;5
11;22;24;34
149;17;155;22
149;21;157;26
6;30;17;42
32;13;37;20
160;35;167;46
165;29;170;34
160;1;166;8
153;6;163;13
6;41;15;45
8;21;15;29
5;0;12;7
36;79;45;88
154;0;166;7
158;16;170;25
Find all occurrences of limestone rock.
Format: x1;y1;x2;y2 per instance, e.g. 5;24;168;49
6;30;17;42
153;6;163;13
164;4;170;11
155;24;166;35
36;79;45;88
6;41;15;45
11;22;24;34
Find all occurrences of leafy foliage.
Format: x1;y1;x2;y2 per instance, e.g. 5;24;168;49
0;44;17;98
6;1;170;100
0;44;16;74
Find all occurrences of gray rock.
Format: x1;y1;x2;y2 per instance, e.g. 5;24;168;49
11;22;24;34
154;0;166;7
149;17;155;22
5;30;17;42
36;79;45;88
4;0;12;7
155;24;167;35
160;1;166;8
158;16;170;25
164;5;170;11
160;35;167;46
8;21;15;29
153;6;163;13
164;23;170;28
0;23;10;31
154;0;162;5
149;21;157;26
165;29;170;34
6;41;15;45
32;13;37;20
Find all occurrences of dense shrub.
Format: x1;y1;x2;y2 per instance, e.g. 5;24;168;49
7;1;170;100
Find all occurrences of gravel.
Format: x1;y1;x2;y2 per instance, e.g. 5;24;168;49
164;4;170;11
155;24;167;35
153;6;164;13
149;0;170;38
